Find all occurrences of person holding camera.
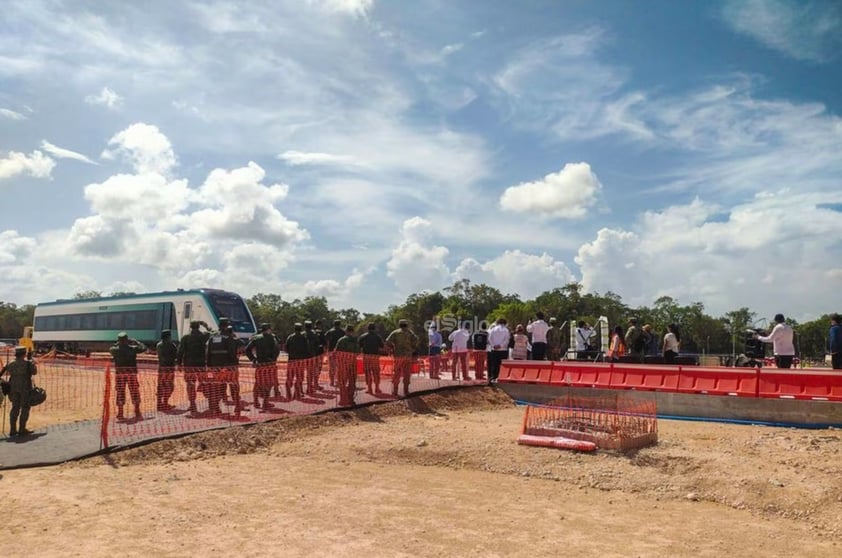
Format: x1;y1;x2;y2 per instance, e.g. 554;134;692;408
575;321;596;360
1;346;37;436
756;313;795;369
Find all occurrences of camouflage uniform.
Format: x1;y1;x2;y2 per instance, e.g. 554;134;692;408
334;329;359;406
546;320;561;361
358;326;384;394
285;326;311;400
385;321;418;397
324;322;345;387
1;350;36;436
245;324;280;410
110;334;147;420
156;330;177;411
176;323;211;414
304;322;322;394
205;327;240;416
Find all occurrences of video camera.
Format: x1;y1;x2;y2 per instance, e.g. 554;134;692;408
743;328;765;359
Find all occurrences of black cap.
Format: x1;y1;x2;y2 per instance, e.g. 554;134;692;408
161;329;172;338
260;323;271;331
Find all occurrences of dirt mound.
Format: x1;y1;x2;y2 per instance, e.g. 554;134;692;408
81;386;514;467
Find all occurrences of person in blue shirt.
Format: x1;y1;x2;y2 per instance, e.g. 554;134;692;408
830;314;842;370
428;323;443;379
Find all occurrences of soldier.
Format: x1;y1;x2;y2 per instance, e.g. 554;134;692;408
156;329;177;411
109;332;146;421
205;324;240;417
385;319;418;397
176;320;212;415
324;319;344;387
285;323;311;400
1;346;36;436
333;325;360;406
245;323;280;410
358;322;384;394
304;320;322;394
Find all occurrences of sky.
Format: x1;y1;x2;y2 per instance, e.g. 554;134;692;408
1;0;841;322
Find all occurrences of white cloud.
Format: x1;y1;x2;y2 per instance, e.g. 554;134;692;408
83;173;192;221
500;162;603;219
84;86;124;109
0;150;55;180
454;250;576;299
309;0;374;17
0;230;37;264
722;0;842;62
102;123;176;174
575;191;842;318
386;217;450;293
40;141;98;165
278;150;363;168
0;108;26;120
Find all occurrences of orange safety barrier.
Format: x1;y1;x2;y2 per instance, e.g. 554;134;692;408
609;363;681;391
757;369;842;401
675;366;758;397
498;360;553;383
550;362;613;388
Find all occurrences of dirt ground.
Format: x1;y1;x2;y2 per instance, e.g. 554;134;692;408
1;387;841;557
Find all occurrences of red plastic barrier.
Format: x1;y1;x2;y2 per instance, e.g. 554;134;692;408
757;370;842;401
498;360;553;383
676;366;758;397
609;364;681;391
551;362;613;388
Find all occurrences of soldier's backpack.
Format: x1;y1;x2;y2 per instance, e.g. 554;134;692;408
28;385;47;406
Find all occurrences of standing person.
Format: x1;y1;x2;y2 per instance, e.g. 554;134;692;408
756;313;796;369
285;323;311;400
487;318;511;384
448;323;471;380
1;346;36;436
110;332;146;421
385;319;418;397
512;325;529;360
304;320;322;394
176;320;212;415
607;326;626;362
358;322;384;394
575;321;596;360
155;329;177;411
546;318;561;361
643;324;658;357
314;319;327;384
471;327;489;380
324;319;345;387
333;325;360;407
428;323;443;380
246;323;280;410
829;314;842;370
663;324;681;364
624;318;646;362
205;326;239;417
223;325;244;415
526;311;549;360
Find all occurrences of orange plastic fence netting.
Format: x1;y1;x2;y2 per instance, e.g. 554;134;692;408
101;352;487;447
0;359;107;434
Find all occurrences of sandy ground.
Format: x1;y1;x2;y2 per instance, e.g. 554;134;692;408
1;387;841;557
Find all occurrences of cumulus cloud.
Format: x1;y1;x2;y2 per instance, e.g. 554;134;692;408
102;123;176;174
721;0;842;63
85;86;124;109
83;173;191;221
500;162;602;219
575;191;842;318
453;250;576;299
0;150;55;180
40;141;98;165
386;217;450;293
0;108;26;120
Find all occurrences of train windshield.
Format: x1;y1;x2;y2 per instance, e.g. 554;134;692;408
206;292;255;333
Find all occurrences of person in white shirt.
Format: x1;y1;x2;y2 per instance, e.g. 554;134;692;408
526;311;549;360
487;318;511;384
756;313;796;369
448;324;471;381
662;323;681;364
575;321;596;360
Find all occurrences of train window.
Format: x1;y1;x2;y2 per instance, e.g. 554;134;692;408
96;313;108;329
81;314;96;330
184;301;192;320
124;313;136;329
68;315;81;330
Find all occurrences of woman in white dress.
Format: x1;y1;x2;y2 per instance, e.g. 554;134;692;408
512;324;530;360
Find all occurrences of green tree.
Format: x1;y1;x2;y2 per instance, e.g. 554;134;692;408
73;290;102;300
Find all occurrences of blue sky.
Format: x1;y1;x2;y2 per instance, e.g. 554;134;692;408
1;0;841;321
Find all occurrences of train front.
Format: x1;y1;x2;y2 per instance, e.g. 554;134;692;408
202;289;257;341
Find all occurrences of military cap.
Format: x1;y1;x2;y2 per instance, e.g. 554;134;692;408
398;319;408;326
345;325;355;332
303;320;313;326
14;345;27;354
628;317;638;324
161;329;172;337
260;323;271;331
367;323;376;331
333;319;341;326
294;322;303;331
117;331;129;339
549;317;557;324
218;316;230;324
225;324;234;331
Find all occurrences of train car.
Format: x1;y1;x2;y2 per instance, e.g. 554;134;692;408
32;288;256;353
